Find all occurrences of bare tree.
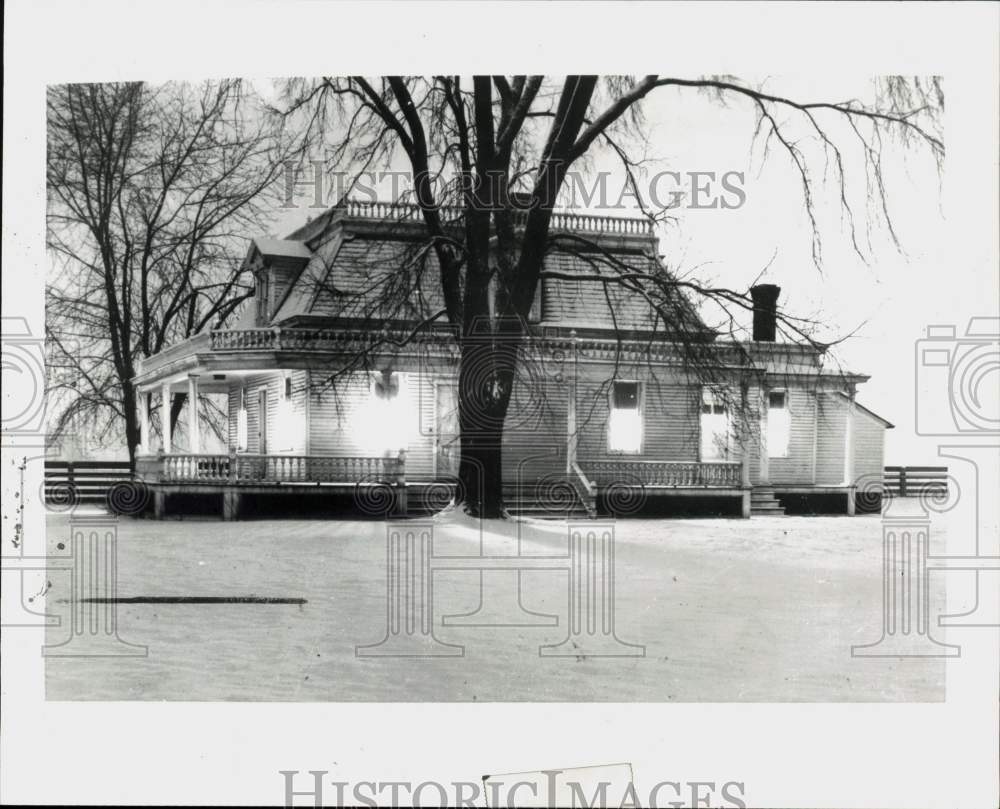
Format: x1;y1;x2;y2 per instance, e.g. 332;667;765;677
46;80;301;465
278;75;943;518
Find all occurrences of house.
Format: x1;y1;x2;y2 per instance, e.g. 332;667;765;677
132;200;892;519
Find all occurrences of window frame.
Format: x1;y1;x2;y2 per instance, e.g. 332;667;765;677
766;388;791;459
699;387;732;461
236;386;248;452
607;379;644;455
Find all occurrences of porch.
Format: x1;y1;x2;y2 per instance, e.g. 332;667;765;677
135;452;752;520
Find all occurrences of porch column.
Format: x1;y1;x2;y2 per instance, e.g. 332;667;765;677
187;374;200;453
137;386;150;455
843;386;856;515
160;381;171;453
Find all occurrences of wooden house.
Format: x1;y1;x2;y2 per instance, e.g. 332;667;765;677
133;201;891;519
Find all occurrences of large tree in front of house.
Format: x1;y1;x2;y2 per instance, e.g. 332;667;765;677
46;80;304;466
281;76;943;518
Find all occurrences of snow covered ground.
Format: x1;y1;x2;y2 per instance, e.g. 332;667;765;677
43;503;951;701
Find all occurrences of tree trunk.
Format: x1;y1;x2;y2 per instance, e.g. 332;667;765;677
453;327;519;519
122;381;140;472
457;428;505;519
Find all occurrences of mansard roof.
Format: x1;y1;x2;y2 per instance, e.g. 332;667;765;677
250;200;712;337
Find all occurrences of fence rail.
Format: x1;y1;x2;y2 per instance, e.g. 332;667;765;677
44;460;132;504
883;466;948;497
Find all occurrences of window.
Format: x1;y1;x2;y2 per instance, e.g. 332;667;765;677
236;387;248;451
284;375;293;400
767;390;790;458
256;272;270;324
356;371;411;453
700;388;730;460
608;381;642;453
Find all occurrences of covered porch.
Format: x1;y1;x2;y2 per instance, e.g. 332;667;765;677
131;328;422;519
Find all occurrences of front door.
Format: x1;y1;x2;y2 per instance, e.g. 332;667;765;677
434;381;460;479
257;388;268;454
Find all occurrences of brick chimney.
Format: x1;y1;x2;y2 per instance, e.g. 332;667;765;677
750;284;781;342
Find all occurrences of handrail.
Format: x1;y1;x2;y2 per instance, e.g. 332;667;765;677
571;461;597;497
569;461;598;519
584;459;743;488
158;452;405;485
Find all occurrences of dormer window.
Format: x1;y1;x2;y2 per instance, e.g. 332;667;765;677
256;271;270;324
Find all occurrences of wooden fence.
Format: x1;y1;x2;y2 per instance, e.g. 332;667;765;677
883;466;948;497
44;460;132;505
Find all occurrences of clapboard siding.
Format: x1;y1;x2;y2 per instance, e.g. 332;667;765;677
216;358;885;490
502;375;569;482
307;370;438;479
227;371;308;454
853;407;886;485
767;387;818;484
575;368;701;466
815;394;847;485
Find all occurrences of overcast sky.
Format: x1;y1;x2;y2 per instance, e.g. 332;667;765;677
262;75;984;464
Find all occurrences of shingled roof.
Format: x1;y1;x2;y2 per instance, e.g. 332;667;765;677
255;201;710;336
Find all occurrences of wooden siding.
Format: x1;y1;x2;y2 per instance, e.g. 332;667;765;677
575;368;701;470
853;407;887;485
227;371;308;454
815;394;847;485
219;359;879;490
766;387;818;485
502;375;569;483
306;370;438;479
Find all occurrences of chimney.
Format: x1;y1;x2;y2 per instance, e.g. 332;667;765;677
750;284;780;342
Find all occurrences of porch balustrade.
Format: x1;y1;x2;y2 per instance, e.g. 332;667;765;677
159;453;404;485
584;459;743;488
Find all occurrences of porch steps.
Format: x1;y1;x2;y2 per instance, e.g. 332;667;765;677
501;483;594;520
750;489;786;516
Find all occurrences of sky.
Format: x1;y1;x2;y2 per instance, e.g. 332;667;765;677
259;76;987;465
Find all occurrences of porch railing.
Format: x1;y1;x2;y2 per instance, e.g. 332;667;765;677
584;459;743;488
159;453;404;485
